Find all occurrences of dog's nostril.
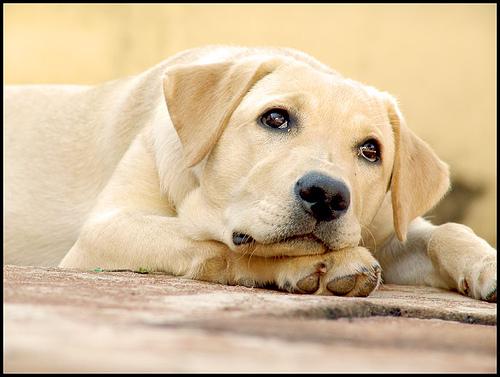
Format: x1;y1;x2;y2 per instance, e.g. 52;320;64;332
299;186;326;204
330;194;348;211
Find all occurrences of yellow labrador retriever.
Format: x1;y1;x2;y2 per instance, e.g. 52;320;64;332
4;46;496;301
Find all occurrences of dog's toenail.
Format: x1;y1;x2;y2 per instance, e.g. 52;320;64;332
485;288;496;302
460;278;470;295
316;262;327;274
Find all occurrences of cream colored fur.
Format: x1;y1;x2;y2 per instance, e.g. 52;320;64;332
4;46;496;301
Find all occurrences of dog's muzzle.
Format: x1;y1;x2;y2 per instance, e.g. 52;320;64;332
232;171;351;248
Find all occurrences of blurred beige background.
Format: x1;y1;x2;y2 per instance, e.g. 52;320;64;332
4;4;496;246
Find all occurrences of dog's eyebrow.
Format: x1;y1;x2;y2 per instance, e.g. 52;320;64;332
352;117;384;139
249;91;314;110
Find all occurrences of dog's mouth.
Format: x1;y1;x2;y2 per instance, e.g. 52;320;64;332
232;232;256;246
232;231;328;249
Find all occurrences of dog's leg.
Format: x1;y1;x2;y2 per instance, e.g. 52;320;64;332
61;207;381;295
375;217;496;302
62;218;381;297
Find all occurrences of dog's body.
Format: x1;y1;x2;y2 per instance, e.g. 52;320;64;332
4;46;496;300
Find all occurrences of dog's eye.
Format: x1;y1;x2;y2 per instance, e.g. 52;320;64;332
358;139;381;163
260;109;290;130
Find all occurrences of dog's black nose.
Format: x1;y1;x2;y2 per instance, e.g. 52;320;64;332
294;171;350;222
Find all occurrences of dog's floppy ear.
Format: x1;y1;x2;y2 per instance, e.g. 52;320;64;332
163;57;281;167
386;95;450;241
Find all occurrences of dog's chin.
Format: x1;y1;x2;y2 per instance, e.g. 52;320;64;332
232;232;338;257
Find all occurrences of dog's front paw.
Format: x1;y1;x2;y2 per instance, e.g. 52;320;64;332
278;246;382;297
460;256;496;302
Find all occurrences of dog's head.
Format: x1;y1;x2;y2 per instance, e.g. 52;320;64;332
162;51;450;256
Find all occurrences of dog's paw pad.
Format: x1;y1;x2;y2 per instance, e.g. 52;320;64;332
470;257;496;301
296;273;320;293
326;275;356;295
326;265;381;297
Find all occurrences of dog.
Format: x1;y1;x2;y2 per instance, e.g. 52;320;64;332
4;45;496;301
